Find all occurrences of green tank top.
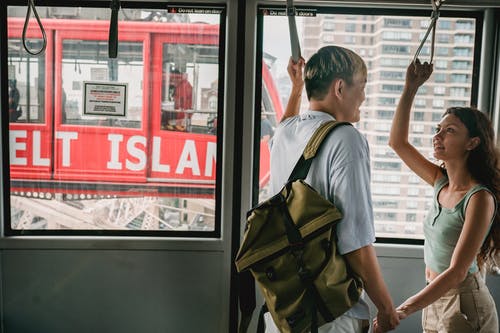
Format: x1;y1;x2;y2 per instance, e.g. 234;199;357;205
423;176;496;274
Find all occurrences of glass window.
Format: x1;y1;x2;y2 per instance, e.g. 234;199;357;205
438;20;451;30
62;40;144;127
345;23;356;32
377;110;394;119
454;34;473;44
344;36;356;44
436;33;450;43
7;5;225;235
380;58;409;67
7;39;45;123
435;60;447;69
450;87;468;97
456;20;474;30
259;9;478;241
451;73;469;83
383;18;411;28
413;112;424;121
453;47;472;57
434;86;446;95
434;73;446;82
452;60;471;70
414;99;426;108
433;99;445;108
382;45;410;54
436;47;448;56
382;31;412;40
380;71;404;80
381;84;403;93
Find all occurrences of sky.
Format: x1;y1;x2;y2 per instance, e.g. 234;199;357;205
263;16;304;76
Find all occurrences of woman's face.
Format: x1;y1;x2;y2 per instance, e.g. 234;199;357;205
432;114;477;161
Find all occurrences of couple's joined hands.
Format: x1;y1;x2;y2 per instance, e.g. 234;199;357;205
372;308;400;333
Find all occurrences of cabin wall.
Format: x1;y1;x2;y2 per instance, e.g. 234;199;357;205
1;245;498;332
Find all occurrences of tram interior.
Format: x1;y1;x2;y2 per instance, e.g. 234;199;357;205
1;1;500;332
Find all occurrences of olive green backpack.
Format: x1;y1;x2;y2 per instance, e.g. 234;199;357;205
235;121;363;333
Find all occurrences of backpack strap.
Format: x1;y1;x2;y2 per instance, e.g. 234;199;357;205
288;120;351;182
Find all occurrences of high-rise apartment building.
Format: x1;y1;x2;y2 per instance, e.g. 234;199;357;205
298;14;476;239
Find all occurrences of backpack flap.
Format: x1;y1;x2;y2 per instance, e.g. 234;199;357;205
235;179;342;273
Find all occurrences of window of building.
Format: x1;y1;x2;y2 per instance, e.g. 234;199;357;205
382;31;412;40
324;21;335;31
435;60;447;69
432;112;443;121
412;124;425;133
381;84;403;93
377;110;394;119
383;18;411;28
433;99;445;108
406;200;418;208
382;45;410;54
373;174;401;183
450;87;468;97
413;112;424;121
436;47;448;56
436;33;450;43
408;188;420;196
453;47;472;57
451;73;469;83
456;20;474;30
408;174;421;184
434;73;446;82
438;20;452;30
452;60;471;70
380;71;404;80
345;23;356;32
378;97;397;106
454;34;473;44
434;86;446;95
414;99;426;108
344;36;356;44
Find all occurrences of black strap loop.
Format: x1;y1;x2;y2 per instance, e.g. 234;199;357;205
413;0;445;64
22;0;47;56
108;0;120;58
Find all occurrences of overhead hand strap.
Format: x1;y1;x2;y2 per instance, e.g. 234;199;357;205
413;0;445;64
22;0;47;56
108;0;120;58
287;0;301;62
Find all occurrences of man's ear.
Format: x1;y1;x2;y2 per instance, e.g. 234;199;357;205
332;79;344;98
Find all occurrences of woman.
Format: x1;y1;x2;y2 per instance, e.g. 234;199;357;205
386;59;500;332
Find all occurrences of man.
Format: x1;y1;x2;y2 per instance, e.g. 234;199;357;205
8;79;21;122
266;46;399;333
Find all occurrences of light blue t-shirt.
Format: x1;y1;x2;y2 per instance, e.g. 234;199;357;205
269;110;375;321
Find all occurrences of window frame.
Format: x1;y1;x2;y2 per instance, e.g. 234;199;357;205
2;1;227;238
255;4;483;245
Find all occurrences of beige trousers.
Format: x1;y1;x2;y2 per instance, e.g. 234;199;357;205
422;272;498;333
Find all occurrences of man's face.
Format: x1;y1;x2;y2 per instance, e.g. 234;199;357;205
341;71;366;123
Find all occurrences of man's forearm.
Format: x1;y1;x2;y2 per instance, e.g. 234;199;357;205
344;245;394;313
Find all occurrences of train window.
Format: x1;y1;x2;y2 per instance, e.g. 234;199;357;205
257;6;480;241
7;39;46;123
5;4;226;235
61;40;144;128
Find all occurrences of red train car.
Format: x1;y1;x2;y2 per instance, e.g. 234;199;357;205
7;17;282;198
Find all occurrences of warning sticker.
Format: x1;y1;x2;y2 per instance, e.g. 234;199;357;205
83;81;127;116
